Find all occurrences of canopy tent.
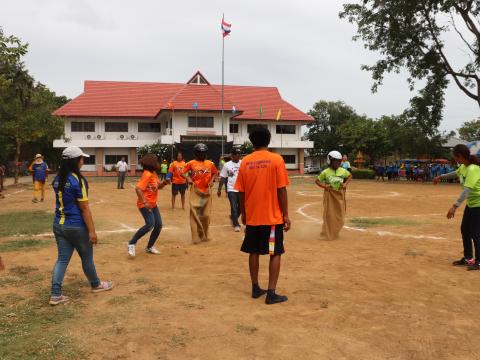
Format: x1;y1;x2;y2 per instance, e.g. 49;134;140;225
467;141;480;157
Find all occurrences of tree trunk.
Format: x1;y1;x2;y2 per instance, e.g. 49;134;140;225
14;138;21;185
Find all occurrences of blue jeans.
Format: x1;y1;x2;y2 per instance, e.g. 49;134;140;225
51;224;100;296
227;191;240;227
129;206;162;248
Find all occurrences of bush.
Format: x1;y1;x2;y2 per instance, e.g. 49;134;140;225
351;168;375;179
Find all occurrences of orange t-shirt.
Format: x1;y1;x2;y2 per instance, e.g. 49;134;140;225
234;150;289;226
183;160;218;193
136;170;160;208
168;161;187;185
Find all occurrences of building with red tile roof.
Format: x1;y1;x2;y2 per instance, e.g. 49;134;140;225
53;71;313;175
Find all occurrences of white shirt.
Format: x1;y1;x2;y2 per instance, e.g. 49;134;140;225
220;160;241;192
116;160;128;172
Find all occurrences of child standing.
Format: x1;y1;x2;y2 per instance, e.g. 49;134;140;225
29;154;49;203
128;154;167;257
168;152;187;210
183;143;218;243
315;150;352;240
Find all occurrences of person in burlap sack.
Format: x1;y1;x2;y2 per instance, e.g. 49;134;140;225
315;151;352;240
183;144;218;243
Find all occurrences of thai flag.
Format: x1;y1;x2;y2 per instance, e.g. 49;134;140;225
221;18;231;37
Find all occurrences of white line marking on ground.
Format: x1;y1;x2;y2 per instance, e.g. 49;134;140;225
4;189;26;197
295;203;446;240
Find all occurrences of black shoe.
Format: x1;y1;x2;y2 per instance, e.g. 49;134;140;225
252;284;267;299
452;258;469;266
265;290;288;305
467;262;480;271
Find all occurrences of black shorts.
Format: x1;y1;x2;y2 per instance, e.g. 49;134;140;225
172;183;187;195
241;224;285;255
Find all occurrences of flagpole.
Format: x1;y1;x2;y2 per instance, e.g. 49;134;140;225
221;13;225;160
171;107;175;161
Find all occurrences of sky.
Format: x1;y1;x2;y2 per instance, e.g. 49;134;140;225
1;0;478;132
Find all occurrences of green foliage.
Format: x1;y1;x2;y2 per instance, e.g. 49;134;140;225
137;143;175;163
0;27;68;179
306;101;357;158
458;118;480;141
340;0;480;120
239;141;253;155
306;101;449;162
351;168;375;179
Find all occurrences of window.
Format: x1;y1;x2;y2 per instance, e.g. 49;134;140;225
105;122;128;132
71;122;95;132
105;155;128;164
83;155;96;165
229;123;239;134
188;116;214;128
138;123;161;132
276;125;296;134
282;155;296;164
247;124;268;133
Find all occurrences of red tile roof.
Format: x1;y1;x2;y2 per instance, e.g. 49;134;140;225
54;73;313;122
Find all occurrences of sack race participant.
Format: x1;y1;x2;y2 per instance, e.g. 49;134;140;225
434;144;480;270
235;127;291;305
29;154;49;203
183;143;218;243
50;146;113;306
315;150;352;240
217;148;242;232
128;154;167;257
168;152;187;210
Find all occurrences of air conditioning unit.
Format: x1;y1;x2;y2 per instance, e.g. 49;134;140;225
86;134;92;140
130;134;137;140
119;134;126;140
96;134;103;140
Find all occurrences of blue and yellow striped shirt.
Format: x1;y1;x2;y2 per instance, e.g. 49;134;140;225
52;173;89;226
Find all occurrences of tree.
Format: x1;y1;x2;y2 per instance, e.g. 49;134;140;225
0;28;65;183
137;143;175;164
458;118;480;141
306;101;358;158
340;1;480;124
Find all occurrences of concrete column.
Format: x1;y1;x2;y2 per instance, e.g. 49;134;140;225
129;147;137;176
95;148;104;176
298;148;305;174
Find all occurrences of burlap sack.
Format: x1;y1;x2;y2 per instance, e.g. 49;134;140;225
189;186;213;244
321;189;346;240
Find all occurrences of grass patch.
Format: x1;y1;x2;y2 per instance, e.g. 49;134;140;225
236;324;258;335
349;217;418;228
0;238;52;252
0;266;45;287
0;211;52;236
405;249;425;257
107;296;134;306
0;294;87;359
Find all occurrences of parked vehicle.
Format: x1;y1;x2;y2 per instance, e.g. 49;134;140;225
304;165;321;174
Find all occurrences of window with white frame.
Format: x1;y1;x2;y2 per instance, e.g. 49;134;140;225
276;125;296;134
282;155;296;164
71;122;95;132
188;117;214;128
229;123;239;134
105;122;128;132
138;123;161;132
247;124;268;133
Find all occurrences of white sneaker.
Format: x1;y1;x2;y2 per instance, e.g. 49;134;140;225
146;247;160;255
234;226;241;232
128;244;136;257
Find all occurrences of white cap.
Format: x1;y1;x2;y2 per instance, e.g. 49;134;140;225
35;153;43;159
62;146;90;159
327;150;342;165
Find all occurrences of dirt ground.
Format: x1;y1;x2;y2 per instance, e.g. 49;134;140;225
1;177;479;359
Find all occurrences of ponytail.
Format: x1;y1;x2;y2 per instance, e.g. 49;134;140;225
469;155;480;166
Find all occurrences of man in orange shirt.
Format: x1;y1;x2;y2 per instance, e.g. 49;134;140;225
235;127;291;305
183;144;218;243
168;152;187;210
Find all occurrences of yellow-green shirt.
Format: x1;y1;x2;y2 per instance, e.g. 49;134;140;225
318;167;350;191
457;164;480;208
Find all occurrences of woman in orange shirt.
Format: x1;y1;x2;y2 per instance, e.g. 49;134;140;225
168;152;187;210
183;143;218;243
127;154;167;257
